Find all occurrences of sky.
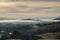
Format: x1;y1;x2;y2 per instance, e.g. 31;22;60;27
0;0;60;19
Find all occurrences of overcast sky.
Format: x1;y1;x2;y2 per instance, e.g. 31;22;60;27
0;0;60;19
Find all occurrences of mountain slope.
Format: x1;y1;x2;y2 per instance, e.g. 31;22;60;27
54;16;60;20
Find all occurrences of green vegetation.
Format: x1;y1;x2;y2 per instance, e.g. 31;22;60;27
56;34;60;39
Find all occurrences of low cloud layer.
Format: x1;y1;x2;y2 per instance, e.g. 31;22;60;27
0;0;60;2
0;1;60;19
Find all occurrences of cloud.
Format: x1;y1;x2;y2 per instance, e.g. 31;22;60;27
0;3;60;13
0;0;60;2
0;1;60;18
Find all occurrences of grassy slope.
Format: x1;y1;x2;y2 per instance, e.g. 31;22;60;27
35;22;60;39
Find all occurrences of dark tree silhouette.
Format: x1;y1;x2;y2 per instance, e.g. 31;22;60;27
56;34;60;39
9;31;21;39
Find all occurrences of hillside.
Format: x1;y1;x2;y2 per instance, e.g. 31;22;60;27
34;22;60;39
35;32;60;39
0;21;60;39
54;16;60;20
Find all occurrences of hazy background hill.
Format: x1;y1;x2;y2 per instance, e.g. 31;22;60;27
54;16;60;20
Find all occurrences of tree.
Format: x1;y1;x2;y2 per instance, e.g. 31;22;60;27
56;34;60;39
9;31;21;39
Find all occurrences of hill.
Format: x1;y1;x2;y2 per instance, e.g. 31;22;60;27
54;16;60;20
